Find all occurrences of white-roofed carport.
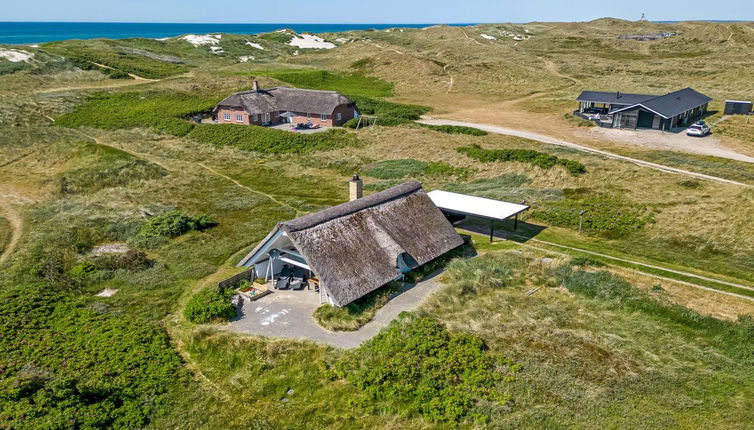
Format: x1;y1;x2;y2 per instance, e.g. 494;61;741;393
427;190;530;241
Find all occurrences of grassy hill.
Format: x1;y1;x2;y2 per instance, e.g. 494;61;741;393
1;19;753;429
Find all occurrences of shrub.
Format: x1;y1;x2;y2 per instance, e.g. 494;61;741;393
419;124;488;136
0;287;182;428
184;286;236;324
363;158;471;180
563;112;596;127
93;249;154;271
188;124;358;153
313;282;402;331
338;314;516;424
55;91;220;137
140;210;217;238
457;144;587;176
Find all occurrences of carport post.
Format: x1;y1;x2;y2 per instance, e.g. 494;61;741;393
489;219;494;242
514;213;518;230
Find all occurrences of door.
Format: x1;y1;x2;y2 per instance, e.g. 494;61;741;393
264;112;271;124
637;110;654;128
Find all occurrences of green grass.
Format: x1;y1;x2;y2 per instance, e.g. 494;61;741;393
457;143;587;176
252;69;394;98
43;40;189;79
363;158;471;180
313;281;401;331
421;251;754;428
632;150;754;185
56;91;221;136
418;123;489;135
0;216;10;257
188;124;358;153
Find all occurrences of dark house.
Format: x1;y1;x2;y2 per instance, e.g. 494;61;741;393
576;88;712;131
237;181;464;307
214;81;357;127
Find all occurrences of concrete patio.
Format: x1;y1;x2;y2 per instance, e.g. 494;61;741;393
222;273;444;349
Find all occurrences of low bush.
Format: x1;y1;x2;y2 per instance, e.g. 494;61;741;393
140;210;217;238
457;144;587;176
55;91;220;137
184;286;236;324
313;282;402;331
337;313;516;424
0;286;182;428
343;96;431;128
188;124;358;153
563;112;596;127
363;158;472;180
253;69;393;98
419;124;488;135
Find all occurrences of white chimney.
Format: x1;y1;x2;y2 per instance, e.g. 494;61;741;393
349;174;363;201
252;80;260;92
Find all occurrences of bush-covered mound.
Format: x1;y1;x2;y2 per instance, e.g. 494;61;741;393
184;286;236;324
140;210;217;238
0;287;182;428
252;69;394;98
337;313;517;424
419;124;488;135
313;282;402;331
56;91;220;137
457;144;587;176
363;158;471;180
344;96;431;128
188;124;358;154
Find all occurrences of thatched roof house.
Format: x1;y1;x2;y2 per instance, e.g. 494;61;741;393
238;181;464;307
214;81;357;127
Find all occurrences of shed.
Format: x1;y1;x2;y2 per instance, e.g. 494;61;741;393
724;100;753;115
237;181;464;307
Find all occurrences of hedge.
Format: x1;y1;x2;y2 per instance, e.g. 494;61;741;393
188;124;358;153
184;286;237;324
457;144;587;175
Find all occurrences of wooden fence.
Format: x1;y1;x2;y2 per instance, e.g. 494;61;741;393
218;268;256;290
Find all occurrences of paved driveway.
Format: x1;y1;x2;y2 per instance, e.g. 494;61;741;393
222;274;444;349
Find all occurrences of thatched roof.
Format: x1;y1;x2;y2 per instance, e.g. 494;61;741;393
239;181;464;307
215;87;353;115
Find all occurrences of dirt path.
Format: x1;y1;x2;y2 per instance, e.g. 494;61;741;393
443;64;454;93
0;201;23;265
417;118;752;188
90;62;156;81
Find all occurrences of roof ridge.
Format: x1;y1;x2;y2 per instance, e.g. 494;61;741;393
280;181;423;232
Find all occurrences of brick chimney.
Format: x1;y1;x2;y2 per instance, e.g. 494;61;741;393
252;80;260;92
349;174;363;201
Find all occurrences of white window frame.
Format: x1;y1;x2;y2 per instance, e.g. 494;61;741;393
236;114;243;123
320;114;328;121
336;112;342;121
253;114;259;122
223;113;231;122
307;112;312;119
263;112;271;123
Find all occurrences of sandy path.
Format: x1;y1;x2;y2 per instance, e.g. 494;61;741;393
417;118;752;188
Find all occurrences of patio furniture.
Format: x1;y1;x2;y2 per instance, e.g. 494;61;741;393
275;265;292;290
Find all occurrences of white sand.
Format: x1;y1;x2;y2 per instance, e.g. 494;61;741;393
181;34;222;46
0;49;34;63
210;46;224;54
480;34;497;40
91;243;129;255
245;41;264;50
239;55;255;62
288;34;335;49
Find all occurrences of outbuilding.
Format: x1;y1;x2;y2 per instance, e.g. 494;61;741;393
724;100;753;115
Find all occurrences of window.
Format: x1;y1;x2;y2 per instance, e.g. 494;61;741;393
336;112;342;121
236;114;243;123
307;113;312;119
321;114;328;121
253;114;259;122
223;113;231;122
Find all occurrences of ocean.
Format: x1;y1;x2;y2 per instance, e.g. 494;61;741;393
0;22;474;44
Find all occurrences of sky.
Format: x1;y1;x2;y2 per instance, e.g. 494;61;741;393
3;0;753;23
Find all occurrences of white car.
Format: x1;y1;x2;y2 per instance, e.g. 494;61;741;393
686;123;710;137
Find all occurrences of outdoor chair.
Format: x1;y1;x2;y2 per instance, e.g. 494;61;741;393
275;266;292;290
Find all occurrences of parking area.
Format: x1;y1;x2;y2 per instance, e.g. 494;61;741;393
223;274;445;349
